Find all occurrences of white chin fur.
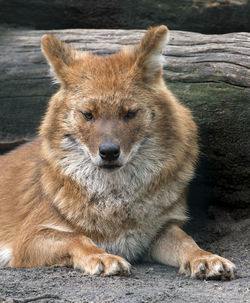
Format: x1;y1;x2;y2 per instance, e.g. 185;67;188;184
59;135;164;204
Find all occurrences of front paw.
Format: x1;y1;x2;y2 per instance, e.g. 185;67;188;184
74;253;131;276
180;250;236;280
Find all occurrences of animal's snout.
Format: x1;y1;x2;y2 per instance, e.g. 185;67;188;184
99;141;120;161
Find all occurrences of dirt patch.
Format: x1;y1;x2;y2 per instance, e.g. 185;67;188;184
0;218;249;303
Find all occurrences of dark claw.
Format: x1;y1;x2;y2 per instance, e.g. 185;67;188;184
98;263;104;273
184;262;190;271
199;263;206;272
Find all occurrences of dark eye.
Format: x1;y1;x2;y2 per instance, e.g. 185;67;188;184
82;112;94;122
124;110;138;122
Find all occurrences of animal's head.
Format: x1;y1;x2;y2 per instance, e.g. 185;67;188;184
40;26;178;173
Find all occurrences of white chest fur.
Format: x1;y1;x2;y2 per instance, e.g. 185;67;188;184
86;189;187;261
54;136;190;261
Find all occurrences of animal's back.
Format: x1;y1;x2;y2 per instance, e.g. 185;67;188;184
0;139;42;244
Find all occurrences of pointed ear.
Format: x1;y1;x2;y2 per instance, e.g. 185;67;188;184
129;25;169;84
41;34;79;86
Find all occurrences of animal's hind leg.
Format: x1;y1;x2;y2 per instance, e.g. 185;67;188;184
10;227;131;276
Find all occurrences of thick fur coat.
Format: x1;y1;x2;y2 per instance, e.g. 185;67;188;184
0;26;235;279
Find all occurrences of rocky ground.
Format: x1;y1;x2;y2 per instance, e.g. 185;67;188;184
0;215;249;303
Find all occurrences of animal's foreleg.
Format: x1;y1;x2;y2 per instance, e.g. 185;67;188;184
151;224;235;280
10;227;131;276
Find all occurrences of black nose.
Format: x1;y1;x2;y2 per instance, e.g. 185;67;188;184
99;141;120;161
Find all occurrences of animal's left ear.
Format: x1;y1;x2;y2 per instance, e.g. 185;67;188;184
41;34;80;86
128;25;168;84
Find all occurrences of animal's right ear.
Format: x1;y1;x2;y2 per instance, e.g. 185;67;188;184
125;25;168;85
41;34;78;86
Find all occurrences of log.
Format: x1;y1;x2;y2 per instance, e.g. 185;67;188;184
0;0;249;34
0;27;249;211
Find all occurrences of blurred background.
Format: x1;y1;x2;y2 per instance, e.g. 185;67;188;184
0;0;249;33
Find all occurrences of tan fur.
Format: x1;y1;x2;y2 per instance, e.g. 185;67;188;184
0;26;235;279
